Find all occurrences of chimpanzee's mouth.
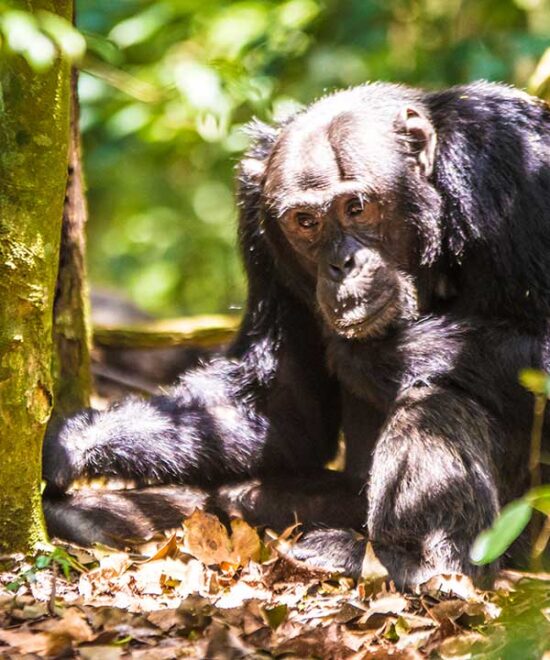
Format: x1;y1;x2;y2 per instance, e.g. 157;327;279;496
330;292;398;338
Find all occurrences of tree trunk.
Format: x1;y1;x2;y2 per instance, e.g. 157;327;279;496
52;68;92;418
0;1;72;553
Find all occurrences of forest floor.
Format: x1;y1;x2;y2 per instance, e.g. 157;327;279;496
0;514;549;659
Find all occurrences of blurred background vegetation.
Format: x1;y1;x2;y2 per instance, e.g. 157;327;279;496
4;0;550;316
73;0;550;317
65;0;548;315
76;0;550;318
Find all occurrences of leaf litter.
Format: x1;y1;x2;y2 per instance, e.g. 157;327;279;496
0;509;548;658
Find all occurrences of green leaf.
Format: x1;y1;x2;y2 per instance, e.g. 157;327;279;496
519;369;550;397
525;485;550;515
258;540;272;563
57;558;71;580
108;5;170;49
261;604;288;630
383;622;399;642
38;11;86;60
1;10;56;71
470;499;533;565
34;554;52;570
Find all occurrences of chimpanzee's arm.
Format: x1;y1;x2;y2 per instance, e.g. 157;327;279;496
43;284;340;493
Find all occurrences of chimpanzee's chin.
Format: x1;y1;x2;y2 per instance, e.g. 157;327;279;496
323;294;399;340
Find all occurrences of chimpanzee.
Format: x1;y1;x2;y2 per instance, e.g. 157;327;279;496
43;81;550;588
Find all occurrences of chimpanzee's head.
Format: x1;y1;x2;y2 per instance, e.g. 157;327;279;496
243;85;444;339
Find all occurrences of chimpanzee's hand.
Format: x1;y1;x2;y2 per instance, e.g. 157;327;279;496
42;408;99;495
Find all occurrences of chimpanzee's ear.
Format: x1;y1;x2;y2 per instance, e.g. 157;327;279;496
238;120;280;188
396;106;437;178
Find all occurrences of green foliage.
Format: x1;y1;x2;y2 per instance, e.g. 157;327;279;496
262;603;288;630
519;368;550;397
471;369;550;567
6;547;86;591
484;577;550;659
0;4;85;70
470;499;532;565
73;0;550;316
526;484;550;515
469;485;550;566
529;46;550;96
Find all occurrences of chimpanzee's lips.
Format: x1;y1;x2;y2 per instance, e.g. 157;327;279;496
329;291;397;337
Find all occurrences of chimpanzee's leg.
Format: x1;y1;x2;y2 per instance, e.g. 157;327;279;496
367;386;500;588
45;470;366;551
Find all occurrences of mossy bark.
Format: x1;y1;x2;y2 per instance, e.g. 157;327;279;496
0;2;72;552
52;69;92;418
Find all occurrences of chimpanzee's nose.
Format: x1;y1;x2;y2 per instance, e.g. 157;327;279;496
328;254;356;281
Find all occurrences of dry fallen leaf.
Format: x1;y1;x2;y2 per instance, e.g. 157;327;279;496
230;518;261;564
2;607;96;656
428;598;467;623
146;608;187;632
215;581;270;609
361;542;388;581
145;533;179;562
133;558;205;596
369;593;408;615
97;552;132;579
79;645;123;660
183;510;262;568
438;632;486;658
275;622;353;658
11;602;49;620
39;606;94;639
1;630;54;656
421;573;478;600
183;510;233;565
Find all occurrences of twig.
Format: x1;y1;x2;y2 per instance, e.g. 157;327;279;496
529;394;545;490
532;515;550;562
530;393;547;567
48;561;57;616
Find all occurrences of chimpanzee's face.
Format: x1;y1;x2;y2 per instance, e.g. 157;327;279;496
262;95;437;339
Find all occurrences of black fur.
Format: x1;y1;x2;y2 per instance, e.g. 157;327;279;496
43;82;550;588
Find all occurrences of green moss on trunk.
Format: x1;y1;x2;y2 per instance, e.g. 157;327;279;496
0;1;72;553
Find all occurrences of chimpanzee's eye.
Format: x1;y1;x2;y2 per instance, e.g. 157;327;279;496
296;212;318;229
346;197;364;217
344;197;381;226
